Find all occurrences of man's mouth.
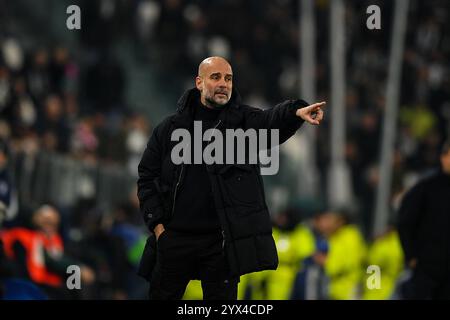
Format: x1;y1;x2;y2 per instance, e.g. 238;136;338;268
216;92;227;97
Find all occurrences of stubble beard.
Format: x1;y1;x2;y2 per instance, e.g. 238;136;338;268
205;93;229;109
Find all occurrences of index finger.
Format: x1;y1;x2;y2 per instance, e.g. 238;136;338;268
310;101;326;108
305;102;326;111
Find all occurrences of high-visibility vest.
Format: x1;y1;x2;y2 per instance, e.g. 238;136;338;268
249;225;316;300
183;280;203;300
363;230;404;300
0;228;64;287
325;225;367;300
290;224;316;269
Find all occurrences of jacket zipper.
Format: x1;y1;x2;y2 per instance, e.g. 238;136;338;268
171;120;224;237
171;119;201;218
222;229;226;250
209;120;225;249
171;164;184;218
208;119;222;141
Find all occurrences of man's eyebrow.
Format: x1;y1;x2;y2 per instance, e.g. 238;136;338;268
209;72;233;77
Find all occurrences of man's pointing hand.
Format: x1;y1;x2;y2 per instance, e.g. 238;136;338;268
296;101;326;125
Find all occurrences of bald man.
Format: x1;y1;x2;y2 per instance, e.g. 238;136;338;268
137;56;325;300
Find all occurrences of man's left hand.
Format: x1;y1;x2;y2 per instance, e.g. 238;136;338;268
296;101;326;125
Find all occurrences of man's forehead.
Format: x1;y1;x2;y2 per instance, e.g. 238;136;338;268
203;64;232;75
198;57;232;76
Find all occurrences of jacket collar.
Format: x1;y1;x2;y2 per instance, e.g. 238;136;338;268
172;87;244;129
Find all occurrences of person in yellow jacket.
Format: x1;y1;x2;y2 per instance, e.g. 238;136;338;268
363;227;404;300
312;210;367;300
260;226;313;299
182;280;204;300
237;270;265;300
238;209;316;300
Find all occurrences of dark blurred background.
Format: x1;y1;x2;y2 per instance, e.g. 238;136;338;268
0;0;449;300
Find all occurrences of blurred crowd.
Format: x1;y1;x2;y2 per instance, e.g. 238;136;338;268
0;41;150;172
183;207;405;300
0;3;151;299
1;0;450;299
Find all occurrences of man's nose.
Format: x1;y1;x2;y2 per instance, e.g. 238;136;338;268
219;83;231;92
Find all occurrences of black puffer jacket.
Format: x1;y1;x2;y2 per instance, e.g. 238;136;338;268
137;87;308;277
398;169;450;278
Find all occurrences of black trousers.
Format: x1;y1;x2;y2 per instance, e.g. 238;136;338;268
403;268;450;300
149;229;238;300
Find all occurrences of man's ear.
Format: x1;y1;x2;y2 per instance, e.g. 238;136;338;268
195;76;203;91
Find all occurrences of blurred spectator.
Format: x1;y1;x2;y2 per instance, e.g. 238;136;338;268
50;46;73;95
1;201;46;300
10;77;37;134
0;141;12;216
71;117;99;162
84;52;125;113
0;205;95;299
242;209;314;300
36;95;70;153
0;65;12;114
302;209;367;300
26;48;51;102
135;0;161;43
110;202;148;299
125;114;150;176
110;203;142;252
397;140;450;299
362;225;404;300
2;38;24;72
290;215;329;300
65;206;129;299
0;140;17;223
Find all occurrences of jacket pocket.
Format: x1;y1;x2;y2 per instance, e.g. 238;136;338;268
218;164;263;207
